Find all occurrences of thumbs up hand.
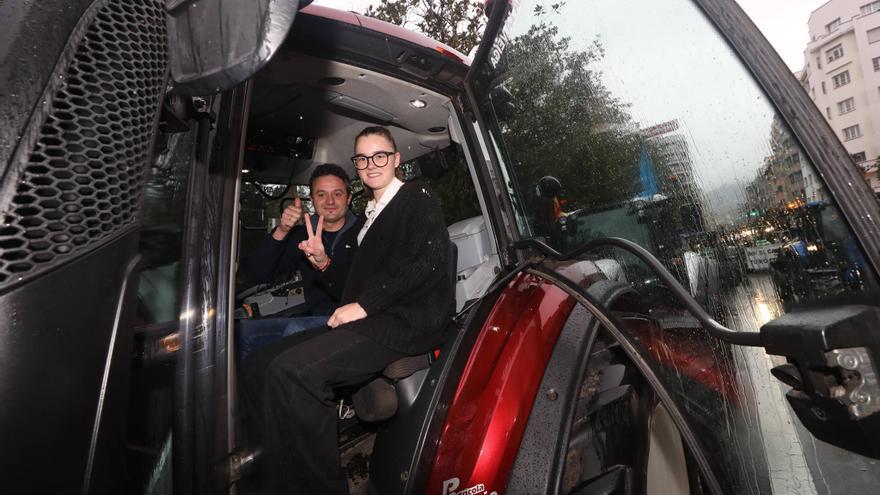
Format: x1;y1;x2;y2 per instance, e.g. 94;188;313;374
273;197;303;240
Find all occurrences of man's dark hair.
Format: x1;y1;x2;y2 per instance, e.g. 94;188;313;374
309;163;352;195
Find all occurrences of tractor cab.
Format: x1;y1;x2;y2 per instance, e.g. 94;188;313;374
3;1;880;494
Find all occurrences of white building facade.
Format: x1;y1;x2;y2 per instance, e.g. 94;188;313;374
802;0;880;194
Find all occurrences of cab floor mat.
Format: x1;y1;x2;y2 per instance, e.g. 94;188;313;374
342;432;374;495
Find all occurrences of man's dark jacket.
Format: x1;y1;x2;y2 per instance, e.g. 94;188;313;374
340;181;456;355
247;210;363;316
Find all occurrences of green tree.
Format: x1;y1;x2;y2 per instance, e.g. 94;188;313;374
492;21;640;212
365;1;641;231
365;0;488;226
365;0;485;54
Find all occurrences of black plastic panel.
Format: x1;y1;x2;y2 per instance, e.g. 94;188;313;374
0;231;139;493
0;0;167;291
507;305;598;493
0;0;94;176
286;11;468;97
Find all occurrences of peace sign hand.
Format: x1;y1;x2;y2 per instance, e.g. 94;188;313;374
298;213;329;269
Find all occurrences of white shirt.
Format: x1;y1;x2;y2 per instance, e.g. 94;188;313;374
357;178;404;245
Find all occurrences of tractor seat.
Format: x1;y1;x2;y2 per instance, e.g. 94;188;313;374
351;353;434;422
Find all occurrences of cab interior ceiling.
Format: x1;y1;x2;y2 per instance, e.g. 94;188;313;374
245;52;454;185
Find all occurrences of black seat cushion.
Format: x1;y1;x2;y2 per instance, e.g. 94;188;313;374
383;354;432;380
351;377;398;422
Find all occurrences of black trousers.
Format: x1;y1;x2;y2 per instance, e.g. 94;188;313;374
240;325;405;494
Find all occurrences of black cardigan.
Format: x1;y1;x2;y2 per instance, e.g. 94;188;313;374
340;181;455;355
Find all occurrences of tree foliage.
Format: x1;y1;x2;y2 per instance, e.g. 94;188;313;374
491;22;640;213
366;1;643;234
365;0;485;54
364;0;487;226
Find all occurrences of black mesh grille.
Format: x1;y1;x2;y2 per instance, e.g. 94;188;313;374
0;0;167;287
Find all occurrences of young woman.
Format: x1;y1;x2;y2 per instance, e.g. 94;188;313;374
240;126;455;493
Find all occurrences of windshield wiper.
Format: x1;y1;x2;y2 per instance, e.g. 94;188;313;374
511;236;763;347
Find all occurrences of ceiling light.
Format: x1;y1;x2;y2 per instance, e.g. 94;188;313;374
409;99;427;109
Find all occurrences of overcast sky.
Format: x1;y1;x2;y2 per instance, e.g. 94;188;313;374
314;0;828;72
313;0;372;12
735;0;828;71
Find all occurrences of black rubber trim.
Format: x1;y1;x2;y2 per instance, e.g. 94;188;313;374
506;304;599;494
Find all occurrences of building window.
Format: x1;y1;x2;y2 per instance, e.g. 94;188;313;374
874;56;880;71
861;1;880;16
826;18;841;33
838;97;856;114
816;56;822;69
826;107;832;119
827;44;844;63
843;124;862;141
852;152;867;162
832;70;851;88
869;27;880;43
821;81;827;94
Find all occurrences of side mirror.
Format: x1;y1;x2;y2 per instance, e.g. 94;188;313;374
762;305;880;458
165;0;313;95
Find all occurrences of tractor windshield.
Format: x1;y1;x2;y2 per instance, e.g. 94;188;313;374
474;0;880;492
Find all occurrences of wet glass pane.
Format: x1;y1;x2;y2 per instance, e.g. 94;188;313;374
477;0;880;493
137;127;195;324
127;123;196;493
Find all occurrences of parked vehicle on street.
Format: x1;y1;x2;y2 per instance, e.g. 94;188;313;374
2;1;880;494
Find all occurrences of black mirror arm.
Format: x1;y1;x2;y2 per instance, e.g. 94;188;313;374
760;306;880;459
511;236;763;347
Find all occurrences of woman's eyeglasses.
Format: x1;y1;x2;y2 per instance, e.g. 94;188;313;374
351;151;395;170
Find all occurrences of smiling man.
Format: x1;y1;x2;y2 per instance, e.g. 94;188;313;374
240;164;364;358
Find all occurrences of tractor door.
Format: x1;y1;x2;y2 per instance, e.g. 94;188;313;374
459;0;880;494
0;1;173;493
0;0;260;492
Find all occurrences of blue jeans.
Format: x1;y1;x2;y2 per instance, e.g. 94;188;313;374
237;316;329;361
